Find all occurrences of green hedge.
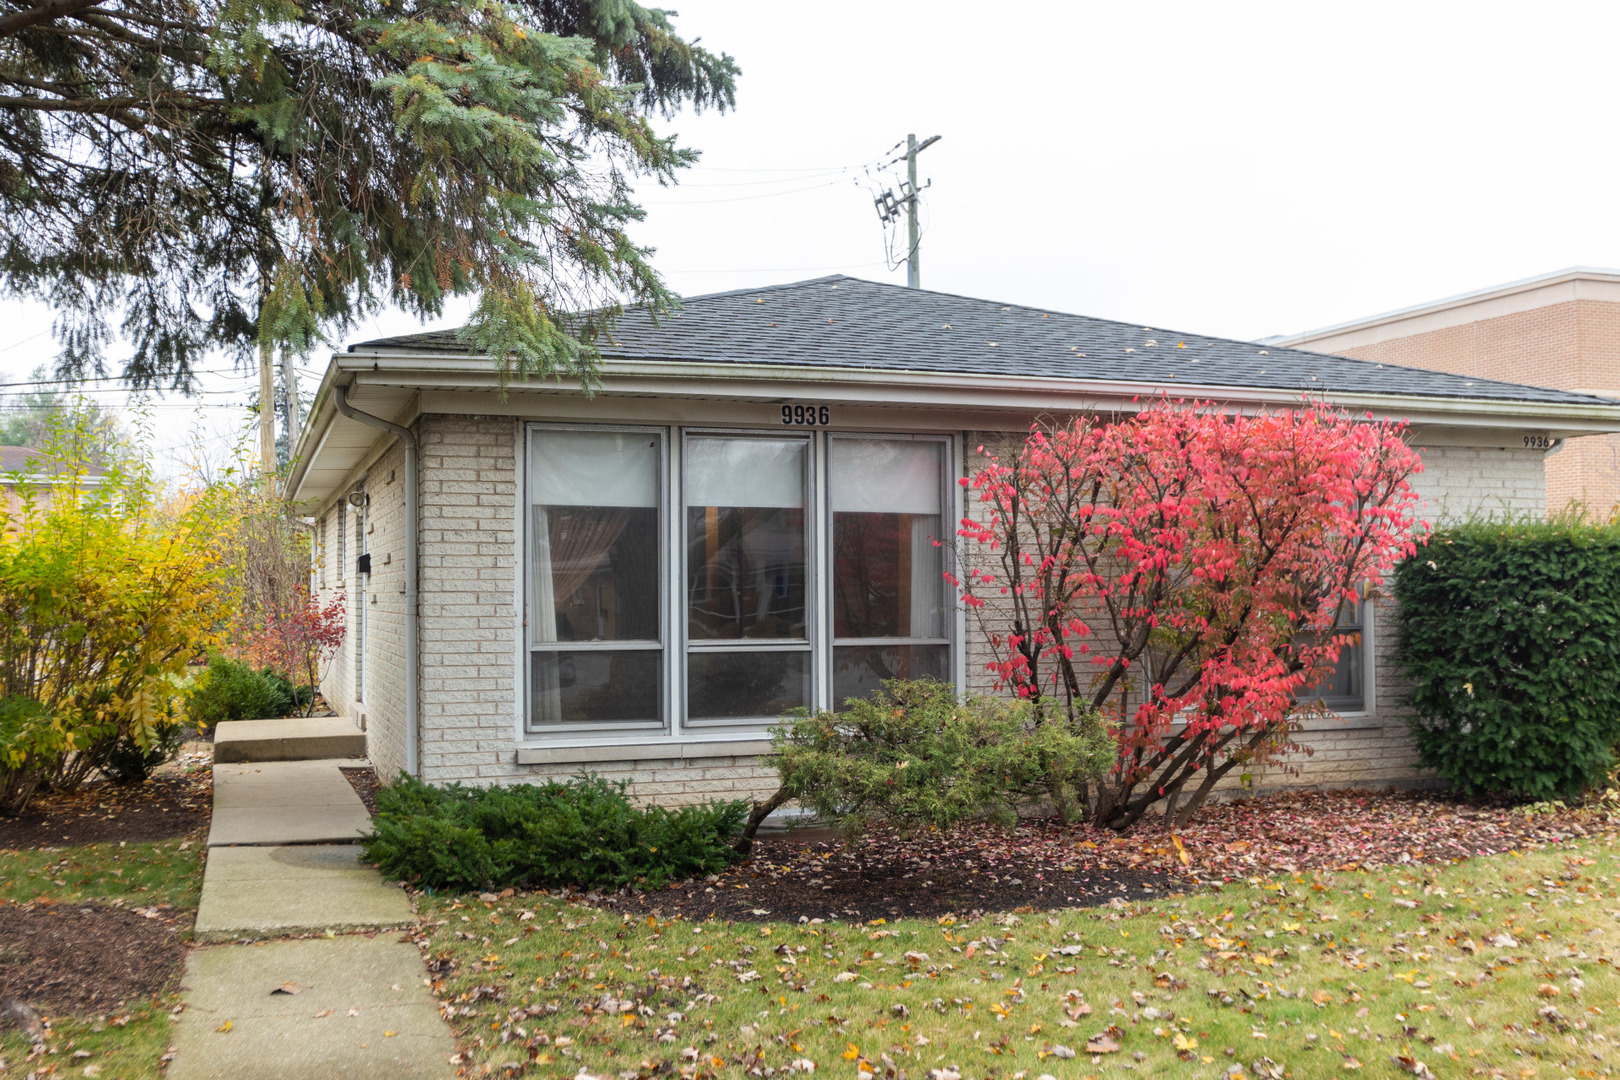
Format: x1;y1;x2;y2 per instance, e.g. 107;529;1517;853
1393;516;1620;801
183;655;308;729
363;774;747;892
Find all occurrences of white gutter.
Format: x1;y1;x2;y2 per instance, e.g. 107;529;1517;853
329;350;1620;434
331;384;419;780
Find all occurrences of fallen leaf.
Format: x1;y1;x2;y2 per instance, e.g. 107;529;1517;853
312;1009;333;1018
1390;1056;1436;1078
1084;1036;1119;1054
270;982;302;996
216;1020;233;1033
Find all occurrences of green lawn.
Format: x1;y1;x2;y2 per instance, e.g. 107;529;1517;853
417;836;1620;1080
0;837;204;1077
0;836;205;908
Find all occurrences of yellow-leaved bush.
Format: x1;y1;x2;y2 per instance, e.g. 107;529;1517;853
0;414;235;814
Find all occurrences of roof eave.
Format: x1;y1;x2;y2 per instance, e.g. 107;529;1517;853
331;348;1620;434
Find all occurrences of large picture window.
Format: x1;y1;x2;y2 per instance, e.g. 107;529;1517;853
528;427;663;729
521;425;956;735
684;435;811;722
829;437;949;704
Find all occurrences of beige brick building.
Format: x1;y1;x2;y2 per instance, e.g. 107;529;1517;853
288;276;1620;806
1272;268;1620;517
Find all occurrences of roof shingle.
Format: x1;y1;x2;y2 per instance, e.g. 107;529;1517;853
351;275;1617;407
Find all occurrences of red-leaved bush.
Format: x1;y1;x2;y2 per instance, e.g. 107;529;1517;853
951;400;1423;830
245;584;346;717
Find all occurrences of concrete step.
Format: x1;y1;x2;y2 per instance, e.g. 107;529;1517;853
213;716;365;763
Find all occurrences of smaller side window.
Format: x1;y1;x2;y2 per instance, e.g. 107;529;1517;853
1299;598;1366;713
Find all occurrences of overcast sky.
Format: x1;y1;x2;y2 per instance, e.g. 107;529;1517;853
6;0;1620;463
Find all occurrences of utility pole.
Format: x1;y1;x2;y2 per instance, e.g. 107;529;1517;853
258;339;275;476
872;134;940;288
282;349;300;463
906;133;921;288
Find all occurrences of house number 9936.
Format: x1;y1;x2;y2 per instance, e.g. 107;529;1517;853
782;404;831;426
1523;434;1552;449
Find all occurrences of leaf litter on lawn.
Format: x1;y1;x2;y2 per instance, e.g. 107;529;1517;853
605;787;1616;922
411;833;1620;1080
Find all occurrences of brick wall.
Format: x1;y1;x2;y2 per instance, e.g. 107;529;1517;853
1290;297;1620;517
330;415;1545;805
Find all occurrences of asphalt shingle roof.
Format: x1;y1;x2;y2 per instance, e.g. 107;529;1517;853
352;276;1616;407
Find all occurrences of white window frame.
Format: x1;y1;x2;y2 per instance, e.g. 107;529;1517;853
824;432;955;708
522;422;670;737
680;427;817;730
518;423;963;741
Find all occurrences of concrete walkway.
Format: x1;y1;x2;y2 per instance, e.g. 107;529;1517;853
170;758;456;1079
208;759;373;847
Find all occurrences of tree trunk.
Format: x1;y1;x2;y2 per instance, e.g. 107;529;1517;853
733;786;792;855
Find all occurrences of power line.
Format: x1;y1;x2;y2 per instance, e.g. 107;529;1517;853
641;178;853;206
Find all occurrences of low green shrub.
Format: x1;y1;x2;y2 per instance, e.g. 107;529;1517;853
760;678;1115;841
183;656;308;730
363;774;748;892
1393;515;1620;802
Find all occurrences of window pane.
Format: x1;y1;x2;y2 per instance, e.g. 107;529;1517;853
685;437;808;641
830;440;945;639
532;650;661;726
833;644;949;707
1299;601;1363;709
534;506;659;641
531;430;660;644
688;651;810;721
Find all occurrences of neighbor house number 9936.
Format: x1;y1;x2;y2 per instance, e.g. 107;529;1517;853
1523;434;1552;449
782;404;831;426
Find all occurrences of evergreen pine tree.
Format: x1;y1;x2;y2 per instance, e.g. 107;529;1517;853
0;0;738;388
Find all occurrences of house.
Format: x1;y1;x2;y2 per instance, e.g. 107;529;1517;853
1271;267;1620;518
287;276;1620;804
0;444;107;513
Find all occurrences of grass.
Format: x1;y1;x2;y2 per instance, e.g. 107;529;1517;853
0;836;206;908
416;834;1620;1080
0;837;202;1075
0;1002;178;1080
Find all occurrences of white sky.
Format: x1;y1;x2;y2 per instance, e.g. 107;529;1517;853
6;0;1620;471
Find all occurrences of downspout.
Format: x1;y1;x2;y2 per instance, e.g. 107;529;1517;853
333;384;420;779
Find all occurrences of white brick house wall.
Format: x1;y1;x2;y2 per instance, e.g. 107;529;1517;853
313;413;1548;807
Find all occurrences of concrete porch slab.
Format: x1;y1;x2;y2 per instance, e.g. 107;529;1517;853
214;716;366;763
168;935;454;1080
208;760;373;847
194;845;412;942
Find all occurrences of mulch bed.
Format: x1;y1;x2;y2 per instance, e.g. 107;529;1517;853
340;766;381;816
0;772;212;851
604;787;1617;923
0;902;187;1013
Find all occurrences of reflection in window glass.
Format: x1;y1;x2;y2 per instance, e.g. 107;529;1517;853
688;651;810;721
831;439;945;639
529;429;662;727
531;651;661;725
832;644;949;706
684;438;808;641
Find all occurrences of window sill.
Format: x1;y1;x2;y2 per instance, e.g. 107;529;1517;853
1295;713;1381;732
515;736;774;766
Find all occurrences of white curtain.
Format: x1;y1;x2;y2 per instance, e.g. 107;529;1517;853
531;506;562;721
910;515;942;638
686;437;805;508
529;430;658;724
830;439;942;515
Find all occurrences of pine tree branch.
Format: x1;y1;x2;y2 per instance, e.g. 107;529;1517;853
0;0;104;38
